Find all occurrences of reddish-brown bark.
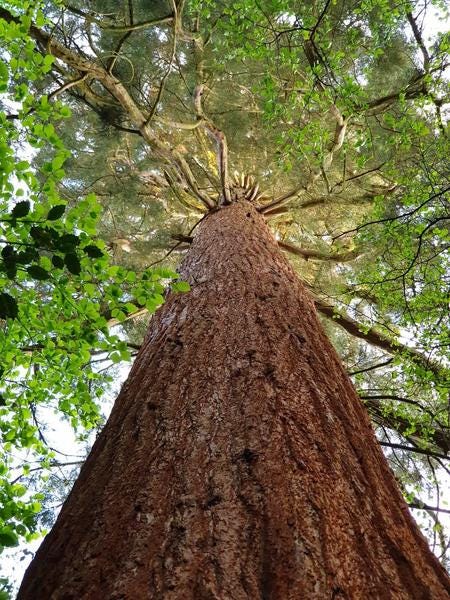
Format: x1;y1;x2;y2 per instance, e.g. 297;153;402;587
18;201;450;599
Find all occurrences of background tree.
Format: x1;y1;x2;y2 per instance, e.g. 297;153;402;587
0;0;449;594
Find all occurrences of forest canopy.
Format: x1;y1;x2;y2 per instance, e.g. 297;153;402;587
0;0;449;593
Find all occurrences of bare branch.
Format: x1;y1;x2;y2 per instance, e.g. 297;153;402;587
11;460;84;484
322;105;347;171
106;307;148;328
6;72;88;120
260;86;347;216
156;117;204;130
209;125;231;205
363;396;450;455
330;162;387;192
361;65;449;115
106;0;134;74
49;72;89;100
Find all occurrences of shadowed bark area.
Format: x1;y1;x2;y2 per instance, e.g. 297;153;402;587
18;202;450;599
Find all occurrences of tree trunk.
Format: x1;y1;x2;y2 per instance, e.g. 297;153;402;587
18;201;450;599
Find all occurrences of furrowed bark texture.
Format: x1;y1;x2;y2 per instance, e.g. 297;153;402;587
18;202;450;599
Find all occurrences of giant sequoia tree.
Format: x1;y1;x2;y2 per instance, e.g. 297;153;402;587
0;0;450;597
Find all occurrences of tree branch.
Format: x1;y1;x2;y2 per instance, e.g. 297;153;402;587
258;186;304;214
363;397;450;455
348;358;393;376
379;442;449;462
0;6;215;210
192;31;231;205
279;240;359;262
314;297;445;379
333;186;450;240
106;0;134;74
361;65;448;115
409;501;450;516
406;12;430;71
62;3;174;32
309;0;332;39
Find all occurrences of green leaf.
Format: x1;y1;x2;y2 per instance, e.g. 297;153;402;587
59;105;72;118
0;60;8;85
16;248;39;264
83;245;104;258
64;253;81;275
35;10;46;27
57;233;79;251
0;527;19;548
108;352;120;363
47;205;66;221
1;246;15;259
30;226;53;247
154;267;178;279
124;302;138;313
27;265;51;280
11;484;26;497
11;201;30;218
4;263;17;280
0;292;18;319
51;254;64;268
51;155;65;170
172;281;191;292
42;54;55;73
30;501;42;513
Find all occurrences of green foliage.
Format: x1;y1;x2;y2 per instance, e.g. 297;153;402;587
0;1;186;581
0;577;13;600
